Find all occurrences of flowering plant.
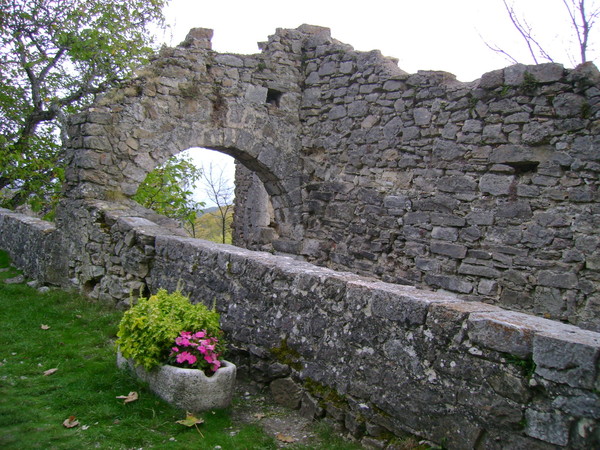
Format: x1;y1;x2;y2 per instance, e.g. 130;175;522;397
116;289;224;371
167;330;223;374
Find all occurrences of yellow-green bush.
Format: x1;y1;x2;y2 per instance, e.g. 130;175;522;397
116;289;222;370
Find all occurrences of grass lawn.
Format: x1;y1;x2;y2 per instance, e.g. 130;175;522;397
0;250;278;449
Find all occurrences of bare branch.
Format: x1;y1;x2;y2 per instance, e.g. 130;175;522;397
502;0;543;64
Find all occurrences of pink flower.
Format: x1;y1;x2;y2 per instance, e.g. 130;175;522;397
171;347;179;353
176;351;197;365
204;353;217;364
211;360;221;372
194;331;206;338
175;336;191;347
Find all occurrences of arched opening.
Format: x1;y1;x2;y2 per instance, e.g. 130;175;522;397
132;145;277;248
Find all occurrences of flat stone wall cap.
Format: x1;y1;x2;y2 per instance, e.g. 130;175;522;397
468;311;554;357
469;310;600;362
533;327;600;389
431;300;505;315
117;216;158;228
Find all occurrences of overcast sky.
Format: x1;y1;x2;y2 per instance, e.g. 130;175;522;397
160;0;599;204
162;0;598;81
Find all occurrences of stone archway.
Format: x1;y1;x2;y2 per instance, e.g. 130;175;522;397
63;27;305;246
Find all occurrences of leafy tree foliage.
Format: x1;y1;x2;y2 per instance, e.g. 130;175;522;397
195;207;234;244
200;163;235;244
0;0;168;214
133;155;204;237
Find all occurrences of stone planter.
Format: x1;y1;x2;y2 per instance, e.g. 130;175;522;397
117;351;236;411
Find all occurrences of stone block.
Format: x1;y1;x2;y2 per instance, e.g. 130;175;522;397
370;289;429;326
533;329;600;390
431;226;458;241
300;391;324;419
425;274;473;293
537;270;578;289
458;263;500;278
270;377;302;409
524;409;570;446
245;85;268;103
496;201;533;220
328;105;346;120
430;241;467;259
479;68;504;89
468;311;538;358
528;63;565;83
413;107;431;126
479;173;514;196
437;175;477;193
553;92;586;117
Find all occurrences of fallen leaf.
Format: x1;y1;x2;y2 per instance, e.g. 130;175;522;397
276;433;297;443
40;324;50;330
63;416;79;428
177;412;204;436
115;391;138;403
43;368;58;376
176;413;204;428
253;413;266;420
81;425;90;431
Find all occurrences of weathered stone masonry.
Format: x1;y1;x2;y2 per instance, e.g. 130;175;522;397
236;29;600;332
1;25;600;448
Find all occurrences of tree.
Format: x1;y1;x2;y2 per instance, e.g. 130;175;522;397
0;0;168;215
487;0;600;66
194;207;234;244
133;155;204;237
199;163;234;244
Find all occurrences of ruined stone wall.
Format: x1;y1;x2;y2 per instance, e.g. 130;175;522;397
2;203;599;448
1;25;600;448
234;30;600;331
45;23;600;329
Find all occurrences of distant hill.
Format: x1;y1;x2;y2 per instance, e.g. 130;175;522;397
198;206;220;216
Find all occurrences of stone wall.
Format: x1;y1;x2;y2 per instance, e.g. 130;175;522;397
1;203;599;449
55;24;600;329
235;28;600;331
1;24;600;448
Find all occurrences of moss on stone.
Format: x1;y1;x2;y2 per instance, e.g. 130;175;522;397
270;338;303;371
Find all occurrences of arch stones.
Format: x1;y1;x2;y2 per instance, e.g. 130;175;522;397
63;26;312;244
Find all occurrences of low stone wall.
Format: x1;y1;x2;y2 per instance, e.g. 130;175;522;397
1;203;599;449
0;208;67;285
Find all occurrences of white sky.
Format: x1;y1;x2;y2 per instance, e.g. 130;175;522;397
160;0;600;205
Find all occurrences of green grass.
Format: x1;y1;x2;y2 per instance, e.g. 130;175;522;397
0;250;276;449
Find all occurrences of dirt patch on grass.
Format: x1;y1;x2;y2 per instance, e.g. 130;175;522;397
231;376;322;447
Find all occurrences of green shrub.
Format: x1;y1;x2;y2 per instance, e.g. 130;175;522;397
116;289;223;370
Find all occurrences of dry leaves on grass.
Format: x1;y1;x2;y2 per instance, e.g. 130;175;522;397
43;368;58;376
115;391;138;403
62;416;79;428
40;324;50;330
177;412;205;436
